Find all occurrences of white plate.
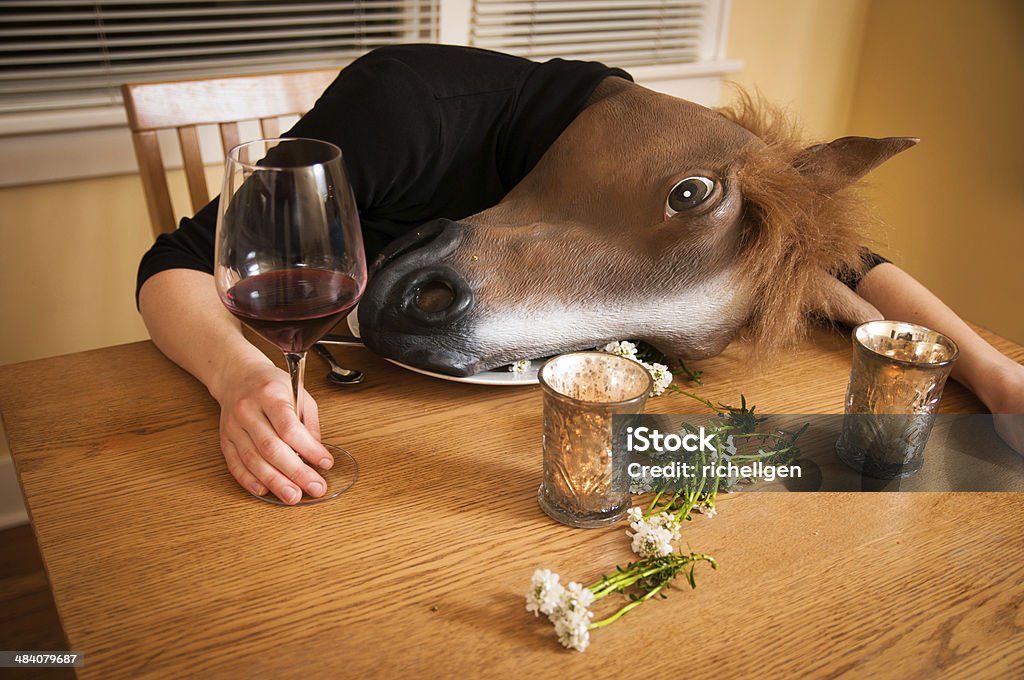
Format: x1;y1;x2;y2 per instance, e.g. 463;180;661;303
346;307;539;385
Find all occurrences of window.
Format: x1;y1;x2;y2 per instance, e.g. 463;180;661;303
469;0;711;67
1;0;440;123
0;0;737;185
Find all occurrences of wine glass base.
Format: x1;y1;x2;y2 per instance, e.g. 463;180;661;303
253;443;358;506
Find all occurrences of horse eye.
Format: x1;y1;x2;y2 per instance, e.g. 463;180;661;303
665;176;715;217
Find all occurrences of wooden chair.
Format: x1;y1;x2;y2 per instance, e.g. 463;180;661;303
122;69;339;238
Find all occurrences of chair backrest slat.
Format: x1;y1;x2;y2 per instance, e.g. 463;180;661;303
260;116;282;139
218;122;241;160
122;68;338;238
177;125;211;214
130;130;176;236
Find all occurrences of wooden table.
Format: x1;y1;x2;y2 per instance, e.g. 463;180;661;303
2;327;1023;678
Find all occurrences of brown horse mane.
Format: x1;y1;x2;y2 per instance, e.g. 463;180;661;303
716;89;877;354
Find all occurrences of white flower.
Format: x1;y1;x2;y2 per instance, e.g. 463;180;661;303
708;433;734;465
526;568;565;617
626;511;681;558
644;361;673;397
601;340;638;360
564;581;596;609
549;582;594;652
695;504;717;519
554;617;591;652
598;342;673;398
656;512;682;537
630;525;675;558
626;506;643;522
510;359;531;374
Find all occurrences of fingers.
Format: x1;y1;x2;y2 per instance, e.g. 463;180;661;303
268;394;333;472
217;370;332;504
232;429;310;505
231;412;328;504
221;437;267;497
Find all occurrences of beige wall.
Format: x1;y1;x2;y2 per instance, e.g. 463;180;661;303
0;0;1021;375
0;175;153;366
727;0;871;139
726;0;1023;344
846;0;1024;343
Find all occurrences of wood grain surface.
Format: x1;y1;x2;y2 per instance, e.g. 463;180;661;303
1;326;1022;679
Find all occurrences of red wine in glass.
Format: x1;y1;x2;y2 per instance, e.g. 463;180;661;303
223;269;360;354
215;137;366;506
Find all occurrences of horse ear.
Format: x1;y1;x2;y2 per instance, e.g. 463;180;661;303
796;136;918;193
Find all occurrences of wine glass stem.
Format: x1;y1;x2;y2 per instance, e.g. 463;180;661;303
285;352;307;420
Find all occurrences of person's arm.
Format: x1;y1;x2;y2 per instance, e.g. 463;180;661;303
134;52;451;503
856;262;1024;454
138;268;333;503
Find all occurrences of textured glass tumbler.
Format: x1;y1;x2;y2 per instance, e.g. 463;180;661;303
537;352;652;528
836;321;959;479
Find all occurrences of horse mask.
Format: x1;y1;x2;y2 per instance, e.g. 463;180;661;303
357;77;916;376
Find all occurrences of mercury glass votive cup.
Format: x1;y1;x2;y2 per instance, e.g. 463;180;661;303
836;320;959;479
537;351;653;528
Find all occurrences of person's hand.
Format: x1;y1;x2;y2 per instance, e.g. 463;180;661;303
213;358;333;504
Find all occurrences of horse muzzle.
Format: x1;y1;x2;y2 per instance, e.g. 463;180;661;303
358;219;483;376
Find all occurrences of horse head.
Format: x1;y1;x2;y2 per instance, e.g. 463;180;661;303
358;78;916;376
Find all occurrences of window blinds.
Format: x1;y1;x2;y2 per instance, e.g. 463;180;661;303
0;0;440;115
469;0;710;67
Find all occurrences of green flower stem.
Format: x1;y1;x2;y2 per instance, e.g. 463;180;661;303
589;563;666;598
588;554;717;598
646;488;666;516
668;386;722;413
670;359;703;386
589;583;667;629
586;553;717;630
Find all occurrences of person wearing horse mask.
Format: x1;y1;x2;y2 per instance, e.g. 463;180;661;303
136;45;1024;504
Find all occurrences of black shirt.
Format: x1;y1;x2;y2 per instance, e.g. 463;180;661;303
136;44;632;299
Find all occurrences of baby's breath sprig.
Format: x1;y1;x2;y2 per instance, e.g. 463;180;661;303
632;340;704;386
525;552;717;652
599;341;672;396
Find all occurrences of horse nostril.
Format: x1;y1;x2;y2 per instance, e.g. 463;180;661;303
415;280;455;313
393;265;473;325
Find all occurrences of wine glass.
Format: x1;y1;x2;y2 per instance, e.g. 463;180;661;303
215;138;365;505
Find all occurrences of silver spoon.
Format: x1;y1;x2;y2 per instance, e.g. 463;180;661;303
313;343;364;385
